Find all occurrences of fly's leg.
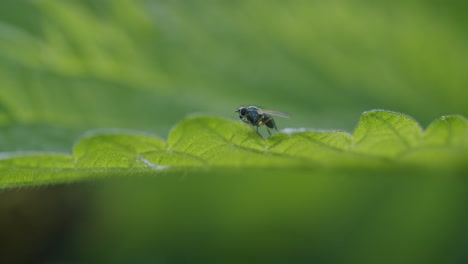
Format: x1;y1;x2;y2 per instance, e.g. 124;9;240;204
254;114;274;138
256;115;273;127
240;117;261;137
255;126;265;139
238;116;249;124
255;114;265;127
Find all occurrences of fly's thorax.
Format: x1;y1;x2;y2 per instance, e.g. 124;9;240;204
246;108;261;125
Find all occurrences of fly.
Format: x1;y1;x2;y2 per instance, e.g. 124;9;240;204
235;105;290;136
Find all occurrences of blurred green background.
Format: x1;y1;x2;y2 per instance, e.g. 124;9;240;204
1;0;467;151
0;0;467;263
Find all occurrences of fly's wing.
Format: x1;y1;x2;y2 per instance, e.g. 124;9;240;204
259;109;291;118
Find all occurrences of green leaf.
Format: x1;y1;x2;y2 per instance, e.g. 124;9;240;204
353;110;423;158
0;110;467;189
149;116;300;167
399;115;468;167
73;131;167;168
424;115;468;147
0;153;75;188
0;152;73;168
266;130;374;167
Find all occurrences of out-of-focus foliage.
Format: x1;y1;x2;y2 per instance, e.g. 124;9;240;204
1;0;468;152
76;168;468;264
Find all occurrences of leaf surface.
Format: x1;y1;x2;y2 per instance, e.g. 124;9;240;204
0;111;467;189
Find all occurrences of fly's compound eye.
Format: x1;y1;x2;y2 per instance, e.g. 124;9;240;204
240;107;247;116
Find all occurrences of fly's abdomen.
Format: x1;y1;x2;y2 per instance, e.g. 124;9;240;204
263;114;276;129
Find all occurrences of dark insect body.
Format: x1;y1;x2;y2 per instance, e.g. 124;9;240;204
235;106;290;136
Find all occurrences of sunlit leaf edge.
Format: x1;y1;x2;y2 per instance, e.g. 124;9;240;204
0;110;466;189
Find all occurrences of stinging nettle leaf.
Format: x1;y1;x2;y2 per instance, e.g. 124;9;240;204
0;153;76;188
398;115;468;167
142;151;206;167
352;110;423;158
0;153;74;169
0;110;467;189
267;131;353;165
168;116;266;153
73;132;166;168
165;116;300;167
424;115;468;147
